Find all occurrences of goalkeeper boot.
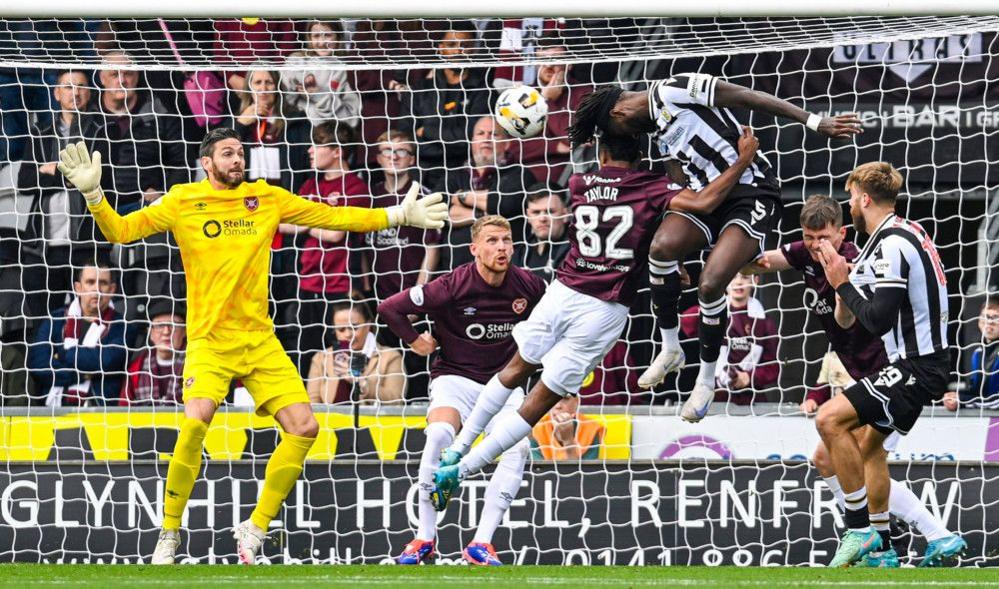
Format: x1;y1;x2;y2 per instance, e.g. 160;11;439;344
638;348;685;389
854;548;900;568
463;542;502;566
431;465;462;511
919;534;967;567
233;519;266;565
680;381;715;423
151;529;181;565
439;448;462;468
397;539;435;565
829;528;882;567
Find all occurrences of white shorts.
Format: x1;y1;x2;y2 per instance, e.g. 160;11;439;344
512;279;629;397
428;374;525;433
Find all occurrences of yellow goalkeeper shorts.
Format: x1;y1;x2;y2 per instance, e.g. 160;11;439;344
181;329;309;417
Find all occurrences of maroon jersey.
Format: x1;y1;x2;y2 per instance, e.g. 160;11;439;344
364;180;441;301
782;240;888;380
377;262;546;384
559;167;678;306
297;172;368;295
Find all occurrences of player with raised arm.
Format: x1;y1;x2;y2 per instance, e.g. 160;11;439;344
431;129;759;506
812;163;955;567
378;215;546;566
567;73;862;422
55;129;446;565
744;194;964;567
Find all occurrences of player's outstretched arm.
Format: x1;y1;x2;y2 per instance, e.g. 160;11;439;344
741;249;792;276
282;181;448;233
713;80;863;139
58;141;177;244
669;126;758;215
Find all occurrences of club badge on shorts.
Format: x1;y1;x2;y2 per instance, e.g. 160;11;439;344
512;298;528;314
244;196;259;212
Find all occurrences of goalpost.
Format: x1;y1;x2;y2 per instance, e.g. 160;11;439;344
0;9;997;566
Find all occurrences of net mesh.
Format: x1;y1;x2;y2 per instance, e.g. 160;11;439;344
0;16;997;566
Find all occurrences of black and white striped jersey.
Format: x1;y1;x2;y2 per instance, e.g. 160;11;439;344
848;214;949;362
648;73;780;195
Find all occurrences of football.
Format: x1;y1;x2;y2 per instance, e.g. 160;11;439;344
495;86;548;139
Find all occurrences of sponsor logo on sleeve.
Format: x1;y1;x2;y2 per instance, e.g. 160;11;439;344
409;285;425;306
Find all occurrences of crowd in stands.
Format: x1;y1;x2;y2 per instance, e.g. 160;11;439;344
0;18;995;413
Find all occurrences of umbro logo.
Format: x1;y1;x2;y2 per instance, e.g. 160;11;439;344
463;307;477;316
194;202;207;211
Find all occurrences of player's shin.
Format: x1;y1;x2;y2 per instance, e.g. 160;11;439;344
649;259;683;345
450;375;514;456
162;417;209;530
459;386;560;477
419;422;455;538
249;431;315;531
474;439;529;545
696;294;728;386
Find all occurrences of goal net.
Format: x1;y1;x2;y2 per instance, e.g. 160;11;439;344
0;14;997;567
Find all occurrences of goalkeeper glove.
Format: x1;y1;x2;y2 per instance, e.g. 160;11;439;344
57;141;104;205
386;182;448;230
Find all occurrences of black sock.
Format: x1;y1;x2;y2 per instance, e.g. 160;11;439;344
697;295;728;363
649;259;681;330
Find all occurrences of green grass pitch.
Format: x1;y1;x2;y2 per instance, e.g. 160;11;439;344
0;564;995;588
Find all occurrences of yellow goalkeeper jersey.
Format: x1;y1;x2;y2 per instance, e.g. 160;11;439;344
88;178;388;341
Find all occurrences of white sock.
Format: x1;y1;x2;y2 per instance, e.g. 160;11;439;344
460;412;534;477
473;440;528;544
452;375;513;455
660;327;679;350
697;361;717;388
417;421;454;540
823;475;847;513
889;478;951;541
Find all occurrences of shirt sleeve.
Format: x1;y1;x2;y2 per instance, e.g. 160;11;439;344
649;73;718;119
277;186;389;232
870;236;910;290
87;190;179;244
376;274;452;344
781;241;809;270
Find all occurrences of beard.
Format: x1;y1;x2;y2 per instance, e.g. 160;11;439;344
213;165;244;188
850;205;866;234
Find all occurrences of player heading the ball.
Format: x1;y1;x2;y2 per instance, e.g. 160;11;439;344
56;127;447;565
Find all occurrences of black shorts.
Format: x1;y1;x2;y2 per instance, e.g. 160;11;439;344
843;350;950;436
669;185;781;259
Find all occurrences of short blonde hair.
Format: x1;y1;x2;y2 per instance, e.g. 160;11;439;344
471;215;511;241
846;162;903;204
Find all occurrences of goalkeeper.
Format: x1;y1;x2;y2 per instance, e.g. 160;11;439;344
57;128;447;565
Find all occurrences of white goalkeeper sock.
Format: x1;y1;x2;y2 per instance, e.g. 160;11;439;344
459;412;533;478
889;478;951;541
451;375;513;455
417;421;454;540
473;439;529;544
823;474;847;513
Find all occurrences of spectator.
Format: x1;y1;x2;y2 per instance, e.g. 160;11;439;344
26;263;129;407
530;395;604;460
98;50;189;211
680;273;779;405
231;68;311;190
515;186;570;283
1;320;37;406
280;123;368;375
445;115;529;268
491;19;566;89
578;341;642;406
281;20;362;128
517;38;594;186
944;295;999;411
307;303;405;404
401;20;492;189
363;130;440;305
119;300;186;407
212;18;297;92
98;50;189;333
801;351;853;415
17;69;112;318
